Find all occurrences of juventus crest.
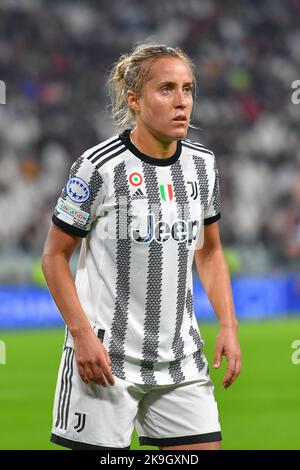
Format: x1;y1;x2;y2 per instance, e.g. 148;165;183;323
187;181;199;200
74;412;86;433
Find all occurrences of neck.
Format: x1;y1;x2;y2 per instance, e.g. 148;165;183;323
130;127;178;159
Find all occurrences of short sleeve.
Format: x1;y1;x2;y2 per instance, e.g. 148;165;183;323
204;156;221;225
52;155;105;237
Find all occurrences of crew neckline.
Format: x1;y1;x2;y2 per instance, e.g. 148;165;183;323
119;129;182;166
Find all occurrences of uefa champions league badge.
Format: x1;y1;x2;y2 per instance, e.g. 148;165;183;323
66;177;90;203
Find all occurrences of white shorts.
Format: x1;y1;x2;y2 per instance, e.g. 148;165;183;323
51;347;222;449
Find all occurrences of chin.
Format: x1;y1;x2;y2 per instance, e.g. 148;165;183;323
153;126;188;143
171;127;188;139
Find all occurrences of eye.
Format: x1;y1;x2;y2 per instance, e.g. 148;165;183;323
160;85;173;93
183;85;193;93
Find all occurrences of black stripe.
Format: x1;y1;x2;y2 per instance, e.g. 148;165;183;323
52;214;88;238
64;350;74;430
73;168;103;230
90;141;124;165
63;327;69;350
86;137;120;161
55;349;70;428
192;155;209;214
95;146;127;170
186;288;206;373
60;348;73;430
212;158;221;215
169;159;191;383
109;161;132;380
140;163;163;385
183;139;205;149
51;434;131;450
97;329;105;343
204;213;221;225
182;142;214;156
182;139;211;151
57;348;71;429
139;431;222;446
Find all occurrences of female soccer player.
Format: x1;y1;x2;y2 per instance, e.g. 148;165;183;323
42;43;241;450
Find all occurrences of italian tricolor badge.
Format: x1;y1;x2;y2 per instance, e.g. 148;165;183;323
159;184;174;201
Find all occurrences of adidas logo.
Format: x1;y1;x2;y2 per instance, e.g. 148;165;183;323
132;188;146;200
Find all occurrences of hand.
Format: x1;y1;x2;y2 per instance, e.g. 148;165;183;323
73;327;115;387
213;325;242;389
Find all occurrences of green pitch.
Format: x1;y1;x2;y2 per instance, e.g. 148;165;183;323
0;317;299;450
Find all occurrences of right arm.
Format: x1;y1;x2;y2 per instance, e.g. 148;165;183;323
41;222;115;387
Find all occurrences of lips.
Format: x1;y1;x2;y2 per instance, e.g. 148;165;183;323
173;115;187;122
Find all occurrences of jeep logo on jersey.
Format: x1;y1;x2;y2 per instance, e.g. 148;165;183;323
132;214;200;246
159;184;173;201
67;177;90;203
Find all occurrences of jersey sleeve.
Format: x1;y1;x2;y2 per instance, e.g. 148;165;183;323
204;155;221;225
52;155;105;237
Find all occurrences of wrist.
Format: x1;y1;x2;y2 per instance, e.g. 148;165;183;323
219;320;238;330
70;322;92;339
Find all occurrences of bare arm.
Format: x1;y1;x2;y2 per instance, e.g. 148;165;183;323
194;222;241;388
41;223;115;387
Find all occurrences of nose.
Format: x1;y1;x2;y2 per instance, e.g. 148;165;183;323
174;89;189;108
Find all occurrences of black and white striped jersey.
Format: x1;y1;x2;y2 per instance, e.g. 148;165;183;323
52;129;221;385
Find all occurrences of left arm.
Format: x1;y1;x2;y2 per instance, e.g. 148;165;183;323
194;221;242;388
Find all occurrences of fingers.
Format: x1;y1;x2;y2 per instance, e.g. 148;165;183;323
222;355;236;388
77;359;115;387
213;350;222;369
100;347;115;385
231;354;242;385
77;363;89;385
74;331;115;387
103;347;112;368
223;354;242;389
89;363;110;387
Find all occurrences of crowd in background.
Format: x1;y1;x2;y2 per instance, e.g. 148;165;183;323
0;0;300;282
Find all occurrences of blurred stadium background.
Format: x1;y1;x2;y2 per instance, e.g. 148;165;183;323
0;0;300;450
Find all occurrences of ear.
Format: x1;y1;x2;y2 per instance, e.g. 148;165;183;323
127;90;140;113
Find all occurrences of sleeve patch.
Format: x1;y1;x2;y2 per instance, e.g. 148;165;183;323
66;176;90;203
57;198;89;225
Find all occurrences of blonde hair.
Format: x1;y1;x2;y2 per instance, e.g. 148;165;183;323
108;43;196;133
